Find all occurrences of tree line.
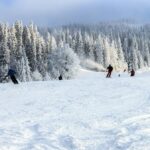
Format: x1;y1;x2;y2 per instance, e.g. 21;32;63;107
0;21;150;82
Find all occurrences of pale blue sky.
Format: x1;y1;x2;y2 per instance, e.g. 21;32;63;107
0;0;150;26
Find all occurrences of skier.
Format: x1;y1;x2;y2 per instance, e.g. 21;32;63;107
106;64;113;78
130;69;135;77
5;69;18;84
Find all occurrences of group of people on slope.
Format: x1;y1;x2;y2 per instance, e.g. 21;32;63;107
0;65;136;84
106;64;135;78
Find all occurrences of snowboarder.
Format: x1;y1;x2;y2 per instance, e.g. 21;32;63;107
5;69;18;84
130;69;135;77
106;64;113;78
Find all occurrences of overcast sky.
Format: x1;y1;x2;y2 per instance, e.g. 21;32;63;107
0;0;150;26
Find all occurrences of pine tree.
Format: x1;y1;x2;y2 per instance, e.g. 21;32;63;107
48;45;79;79
14;21;31;81
8;25;17;69
129;37;139;70
0;23;10;79
47;33;57;54
75;31;84;58
36;35;46;79
94;35;104;65
28;23;37;72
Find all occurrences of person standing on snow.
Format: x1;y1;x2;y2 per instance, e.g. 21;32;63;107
58;75;63;80
106;64;113;78
5;69;18;84
130;69;135;77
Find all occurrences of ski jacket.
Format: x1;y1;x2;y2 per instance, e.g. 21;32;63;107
130;70;135;76
107;66;113;72
7;69;16;77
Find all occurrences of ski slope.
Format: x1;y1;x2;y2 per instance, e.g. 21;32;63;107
0;69;150;150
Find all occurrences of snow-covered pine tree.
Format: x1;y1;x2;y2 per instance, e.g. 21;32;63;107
48;44;80;79
15;21;30;81
0;23;10;80
129;36;139;70
36;35;47;79
143;38;150;67
103;37;111;67
28;23;37;73
8;25;17;71
47;33;57;54
115;36;127;70
93;35;104;65
75;31;84;58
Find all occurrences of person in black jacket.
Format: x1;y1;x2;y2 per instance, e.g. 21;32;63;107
106;64;113;78
58;75;63;80
130;69;135;77
5;69;18;84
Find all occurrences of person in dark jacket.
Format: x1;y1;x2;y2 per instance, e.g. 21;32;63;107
58;75;63;80
106;64;113;78
130;69;135;77
5;69;18;84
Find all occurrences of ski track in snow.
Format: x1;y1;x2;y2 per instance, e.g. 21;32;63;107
0;70;150;149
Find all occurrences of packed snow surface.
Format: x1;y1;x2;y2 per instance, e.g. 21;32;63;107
0;69;150;150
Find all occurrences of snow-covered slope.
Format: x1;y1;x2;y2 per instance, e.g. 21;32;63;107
0;70;150;150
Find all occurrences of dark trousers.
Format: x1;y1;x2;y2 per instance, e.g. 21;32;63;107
10;75;18;84
106;71;112;78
